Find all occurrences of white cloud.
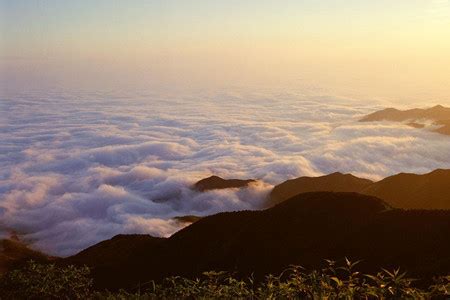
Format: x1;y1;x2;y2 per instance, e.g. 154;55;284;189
1;89;450;256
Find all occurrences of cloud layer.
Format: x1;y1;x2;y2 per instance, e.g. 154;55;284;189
1;88;450;256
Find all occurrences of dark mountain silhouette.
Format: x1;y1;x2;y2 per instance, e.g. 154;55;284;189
360;105;450;122
434;119;450;136
0;238;51;274
193;175;256;192
269;169;450;209
173;215;202;224
269;172;373;206
66;192;450;290
360;105;450;136
362;169;450;209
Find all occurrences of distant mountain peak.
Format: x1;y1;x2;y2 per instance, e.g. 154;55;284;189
328;171;359;177
360;105;450;136
329;171;344;176
269;169;450;210
204;175;221;180
268;172;373;206
193;175;256;192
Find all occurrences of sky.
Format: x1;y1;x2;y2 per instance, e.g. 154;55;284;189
1;0;450;101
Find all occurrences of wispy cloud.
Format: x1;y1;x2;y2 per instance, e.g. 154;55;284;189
1;88;450;256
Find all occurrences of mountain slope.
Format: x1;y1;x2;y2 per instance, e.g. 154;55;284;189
193;175;256;192
361;169;450;209
67;234;165;289
66;192;450;290
269;169;450;209
0;238;51;274
360;105;450;136
268;172;373;206
360;105;450;122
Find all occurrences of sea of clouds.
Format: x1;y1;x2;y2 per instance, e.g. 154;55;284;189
1;87;450;256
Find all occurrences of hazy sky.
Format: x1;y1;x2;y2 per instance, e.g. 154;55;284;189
1;0;450;100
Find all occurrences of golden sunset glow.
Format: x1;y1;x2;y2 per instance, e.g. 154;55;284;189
2;0;450;101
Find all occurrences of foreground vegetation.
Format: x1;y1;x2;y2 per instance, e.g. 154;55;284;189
1;260;448;299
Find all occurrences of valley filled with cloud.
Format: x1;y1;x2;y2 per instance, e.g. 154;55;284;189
1;88;450;256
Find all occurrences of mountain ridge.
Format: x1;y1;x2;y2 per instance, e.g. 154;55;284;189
268;169;450;209
0;238;52;274
360;105;450;136
65;192;450;290
269;172;373;206
193;175;256;191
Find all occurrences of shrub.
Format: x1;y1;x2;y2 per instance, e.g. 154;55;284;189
1;259;449;299
103;259;449;299
0;260;92;299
